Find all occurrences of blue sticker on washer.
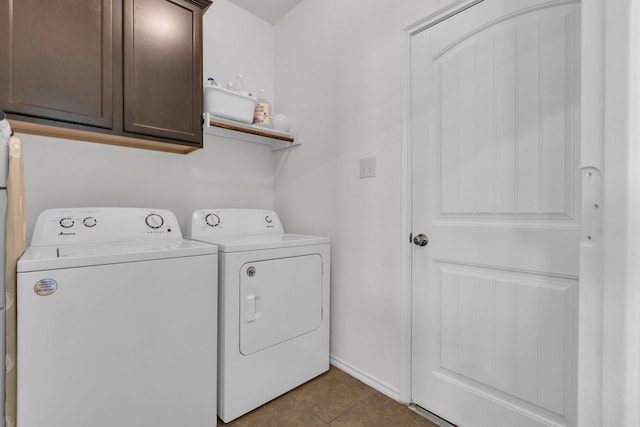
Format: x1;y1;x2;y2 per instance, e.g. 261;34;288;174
34;278;58;296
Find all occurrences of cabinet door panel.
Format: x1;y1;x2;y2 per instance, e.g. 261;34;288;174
0;0;113;128
123;0;202;144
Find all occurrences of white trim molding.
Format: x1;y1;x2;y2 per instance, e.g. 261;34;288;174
577;0;605;426
330;355;401;402
600;0;640;425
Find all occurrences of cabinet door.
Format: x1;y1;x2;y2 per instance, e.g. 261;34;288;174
123;0;203;144
0;0;114;129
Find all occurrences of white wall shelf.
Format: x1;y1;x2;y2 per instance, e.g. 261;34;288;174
203;114;299;152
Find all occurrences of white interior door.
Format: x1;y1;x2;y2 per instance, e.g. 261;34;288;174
410;1;580;426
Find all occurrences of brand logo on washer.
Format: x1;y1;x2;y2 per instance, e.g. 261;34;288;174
34;278;58;296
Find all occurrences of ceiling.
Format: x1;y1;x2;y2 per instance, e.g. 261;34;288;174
227;0;302;25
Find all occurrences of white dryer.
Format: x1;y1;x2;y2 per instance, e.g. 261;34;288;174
187;209;330;423
17;208;218;427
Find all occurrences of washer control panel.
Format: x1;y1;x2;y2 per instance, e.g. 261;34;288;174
187;209;284;237
30;208;181;247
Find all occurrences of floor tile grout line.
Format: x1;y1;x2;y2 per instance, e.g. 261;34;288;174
323;387;378;424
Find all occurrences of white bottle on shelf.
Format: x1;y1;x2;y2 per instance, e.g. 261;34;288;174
234;74;251;96
253;89;272;128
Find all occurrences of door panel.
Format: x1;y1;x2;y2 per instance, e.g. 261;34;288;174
438;264;576;415
434;5;577;219
123;0;203;143
411;1;580;426
0;0;113;128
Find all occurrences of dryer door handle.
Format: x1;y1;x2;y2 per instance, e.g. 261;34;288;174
245;294;262;322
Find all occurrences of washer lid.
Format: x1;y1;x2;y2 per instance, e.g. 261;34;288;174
18;239;217;272
192;233;329;253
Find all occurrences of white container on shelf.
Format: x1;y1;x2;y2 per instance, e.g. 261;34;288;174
252;89;272;128
204;84;257;124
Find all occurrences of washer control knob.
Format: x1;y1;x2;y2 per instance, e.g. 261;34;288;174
265;216;273;224
205;213;220;227
83;217;97;227
145;213;164;229
59;217;74;228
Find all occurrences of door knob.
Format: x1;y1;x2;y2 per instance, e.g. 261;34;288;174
413;233;429;247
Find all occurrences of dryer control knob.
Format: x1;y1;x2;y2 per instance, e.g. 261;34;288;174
145;213;164;229
59;217;74;228
205;213;220;227
83;217;97;227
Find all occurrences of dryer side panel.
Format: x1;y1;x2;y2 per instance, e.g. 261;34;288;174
240;254;322;355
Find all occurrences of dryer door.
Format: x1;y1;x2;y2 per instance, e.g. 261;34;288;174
240;254;323;355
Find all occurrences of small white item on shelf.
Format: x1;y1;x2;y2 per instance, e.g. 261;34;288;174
272;114;290;132
204;84;257;124
234;74;251;96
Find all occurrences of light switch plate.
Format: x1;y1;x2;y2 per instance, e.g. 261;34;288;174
360;157;376;178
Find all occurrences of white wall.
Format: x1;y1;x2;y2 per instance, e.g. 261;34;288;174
203;0;274;100
19;0;275;243
273;0;451;397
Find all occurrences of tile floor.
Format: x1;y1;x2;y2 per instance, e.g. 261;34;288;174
217;366;439;426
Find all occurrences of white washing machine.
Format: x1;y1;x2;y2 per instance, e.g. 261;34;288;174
187;209;330;423
17;208;218;427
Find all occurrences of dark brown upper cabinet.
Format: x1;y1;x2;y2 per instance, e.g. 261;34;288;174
0;0;114;129
0;0;211;152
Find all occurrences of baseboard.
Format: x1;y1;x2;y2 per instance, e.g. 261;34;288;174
329;355;402;402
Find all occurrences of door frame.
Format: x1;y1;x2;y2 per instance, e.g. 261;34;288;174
401;0;639;425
